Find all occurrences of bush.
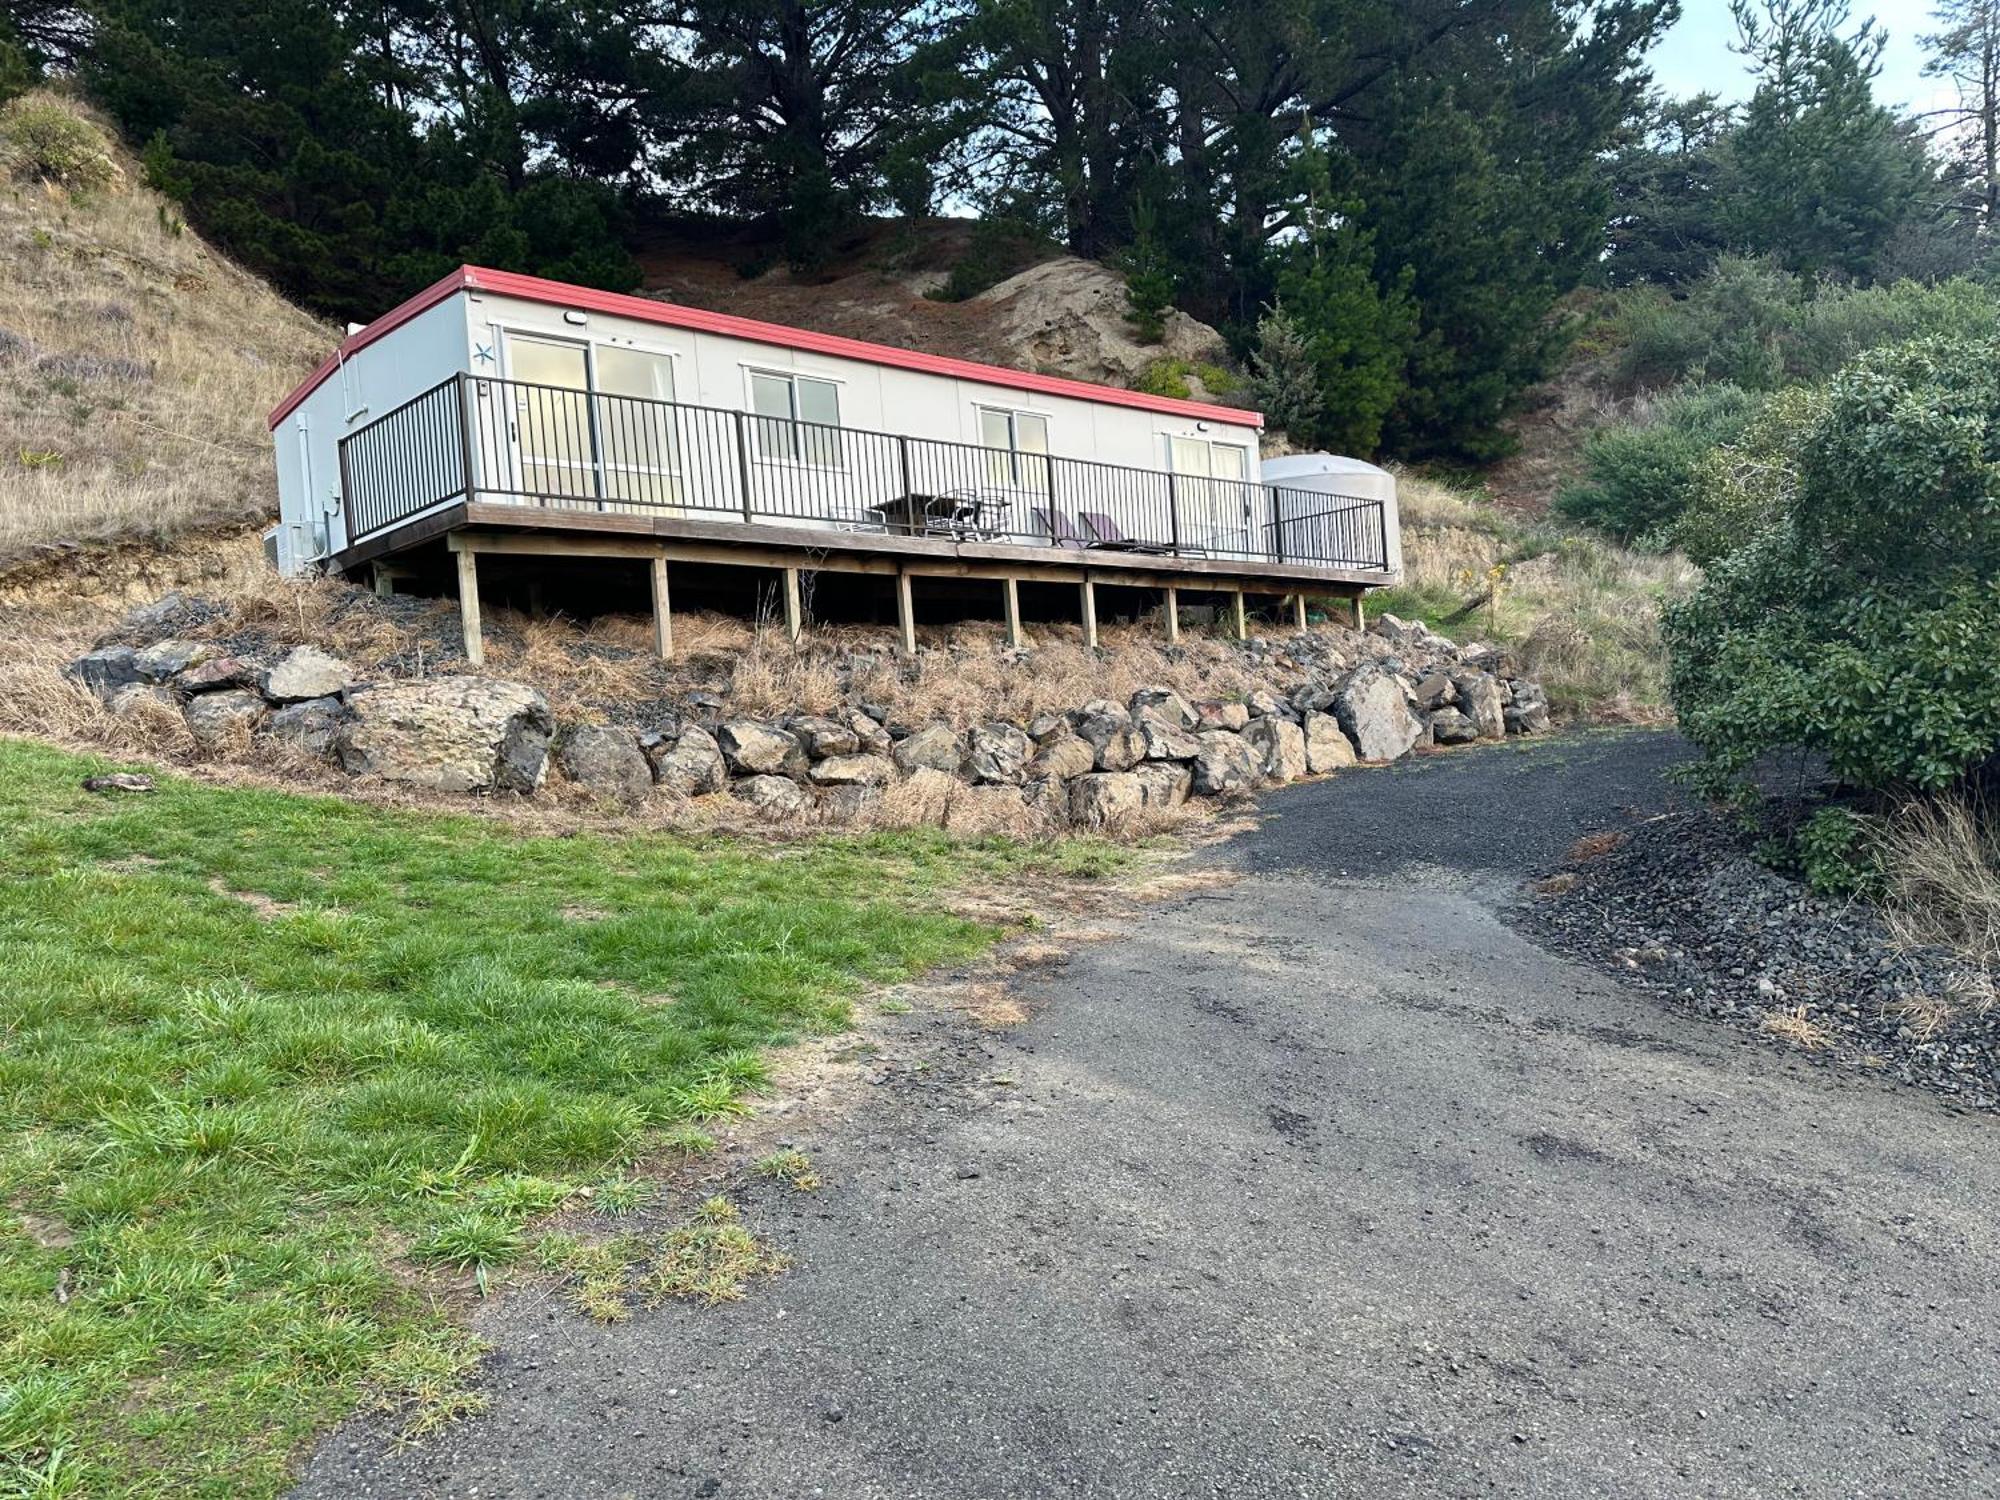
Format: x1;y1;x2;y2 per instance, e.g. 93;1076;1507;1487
0;94;119;192
1616;254;2000;393
1555;382;1760;543
1664;337;2000;798
1133;358;1240;401
1794;806;1879;897
1671;384;1830;567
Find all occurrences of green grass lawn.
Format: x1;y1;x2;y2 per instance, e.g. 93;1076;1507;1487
0;738;1110;1498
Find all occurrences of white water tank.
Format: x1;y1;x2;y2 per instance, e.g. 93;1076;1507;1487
1260;454;1403;581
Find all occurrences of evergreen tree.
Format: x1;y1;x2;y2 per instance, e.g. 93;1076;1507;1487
1121;196;1174;343
1604;93;1737;286
1922;0;2000;241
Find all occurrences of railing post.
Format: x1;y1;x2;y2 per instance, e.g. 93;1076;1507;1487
456;372;477;506
1271;484;1285;564
1166;473;1180;556
898;434;913;508
1046;454;1060;545
734;409;754;522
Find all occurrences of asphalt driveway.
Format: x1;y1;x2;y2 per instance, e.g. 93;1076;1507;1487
297;730;2000;1498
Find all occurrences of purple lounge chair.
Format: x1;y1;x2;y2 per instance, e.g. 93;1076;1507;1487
1079;510;1171;554
1030;506;1088;549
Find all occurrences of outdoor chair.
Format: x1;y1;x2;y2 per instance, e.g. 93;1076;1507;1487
1028;506;1088;549
1078;510;1172;554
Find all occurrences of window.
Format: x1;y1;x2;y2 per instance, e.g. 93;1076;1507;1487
1166;435;1247;481
1167;435;1253;552
748;370;841;466
978;406;1050;488
595;347;680;499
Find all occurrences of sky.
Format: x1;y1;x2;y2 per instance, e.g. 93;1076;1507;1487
1651;0;1945;115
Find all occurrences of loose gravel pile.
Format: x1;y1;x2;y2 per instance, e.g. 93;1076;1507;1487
1513;809;2000;1114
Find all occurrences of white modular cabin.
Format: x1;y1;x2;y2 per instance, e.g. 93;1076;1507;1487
267;266;1291;573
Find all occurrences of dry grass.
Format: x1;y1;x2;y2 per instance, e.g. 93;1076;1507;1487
1566;830;1629;863
1875;795;2000;1028
0;90;330;570
641;1197;788;1306
1758;1004;1834;1051
1384;470;1695;721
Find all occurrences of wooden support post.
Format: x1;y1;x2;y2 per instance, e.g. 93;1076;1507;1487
650;553;673;660
1231;587;1247;642
1293;592;1309;633
896;569;917;655
782;566;804;644
1163;585;1180;645
372;564;394;598
455;545;484;667
1080;574;1098;650
1002;576;1023;648
1351;592;1366;632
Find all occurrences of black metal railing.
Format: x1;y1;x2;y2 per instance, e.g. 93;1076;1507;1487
337;372;1392;571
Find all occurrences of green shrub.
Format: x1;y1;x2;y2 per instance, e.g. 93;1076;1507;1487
1671;384;1830;567
1664;336;2000;798
1134;358;1241;401
1555;382;1760;543
1794;806;1879;898
926;217;1049;303
0;94;119;192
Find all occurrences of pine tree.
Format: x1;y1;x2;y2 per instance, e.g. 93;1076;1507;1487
1248;304;1322;443
1121;197;1174;343
1922;0;2000;240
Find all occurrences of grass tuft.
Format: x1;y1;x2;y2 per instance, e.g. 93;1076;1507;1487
641;1198;788;1306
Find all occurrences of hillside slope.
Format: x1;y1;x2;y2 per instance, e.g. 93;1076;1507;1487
0;92;331;579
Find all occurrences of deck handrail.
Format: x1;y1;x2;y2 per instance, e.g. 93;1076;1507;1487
336;372;1392;572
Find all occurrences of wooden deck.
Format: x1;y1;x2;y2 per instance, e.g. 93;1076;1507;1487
332;500;1383;664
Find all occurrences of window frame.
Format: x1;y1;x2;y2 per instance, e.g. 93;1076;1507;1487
741;365;846;469
975;403;1052;488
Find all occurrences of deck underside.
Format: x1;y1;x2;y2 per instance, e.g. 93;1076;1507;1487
331;501;1393;595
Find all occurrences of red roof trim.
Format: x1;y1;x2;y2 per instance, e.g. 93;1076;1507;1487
268;264;1264;431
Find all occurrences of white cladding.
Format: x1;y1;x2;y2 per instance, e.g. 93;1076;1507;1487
272;287;1265;570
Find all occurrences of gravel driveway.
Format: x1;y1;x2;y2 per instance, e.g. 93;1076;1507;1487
297;729;2000;1499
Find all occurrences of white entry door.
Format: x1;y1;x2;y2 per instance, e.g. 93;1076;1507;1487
503;333;595;502
1168;436;1253;556
594;346;682;513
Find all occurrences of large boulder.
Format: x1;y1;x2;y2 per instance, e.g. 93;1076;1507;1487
961;723;1034;785
1135;714;1202;762
263;695;346;757
175;655;260;695
1302;711;1359;774
1243;717;1308;784
1334;665;1425;763
68;645;144;702
894;721;962;773
558;726;653;806
262;646;352;703
1413;672;1458;711
809;753;896;786
1190;731;1262;796
1091;724;1145;772
1070;699;1133;745
1429;707;1480;745
717;720;805;777
840;707;894;756
735;774;810;817
183;688;267;750
1069;771;1145;828
1128;686;1196;729
1243;687;1291;720
1451;671;1507;740
788;714;861;759
132;639;212;682
336;676;553;793
1505;680;1552;736
1194;701;1250;733
1131;762;1193;810
650;724;728;797
1028;730;1097;781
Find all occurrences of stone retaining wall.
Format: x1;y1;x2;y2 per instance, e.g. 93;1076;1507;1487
69;598;1551;829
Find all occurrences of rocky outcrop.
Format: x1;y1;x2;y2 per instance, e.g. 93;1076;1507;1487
336;677;552;793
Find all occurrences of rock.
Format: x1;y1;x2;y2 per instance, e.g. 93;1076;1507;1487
132;639;211;681
685;690;727;713
1194;700;1251;733
894;721;962;773
961;723;1034;785
717;720;806;777
336;676;553;793
1244;687;1291;719
183;688;267;749
1244;717;1308;783
175;655;260;694
1429;707;1480;745
788;714;861;759
68;645;143;701
1302;711;1359;773
1025;711;1069;742
735;774;811;817
1290;684;1338;715
1460;642;1514;677
263;695;346;757
976;257;1233;393
1452;671;1507;740
114;591;225;640
1135;714;1202;761
1128;686;1196;729
1334;665;1425;762
1413;672;1458;710
105;682;179;717
1091;724;1146;772
818;783;885;821
1028;730;1097;781
1506;680;1552;736
1131;762;1192;809
558;726;653;806
840;708;894;755
650;725;729;797
262;646;352;703
1191;731;1263;796
809;753;896;787
858;701;891;724
1070;699;1133;745
1069;771;1145;828
1368;612;1427;646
